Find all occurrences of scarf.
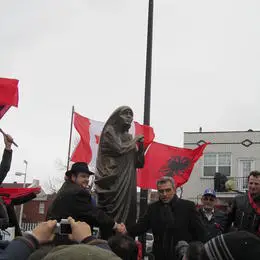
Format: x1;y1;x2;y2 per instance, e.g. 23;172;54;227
248;192;260;235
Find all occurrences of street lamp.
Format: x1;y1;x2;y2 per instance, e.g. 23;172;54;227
15;160;28;227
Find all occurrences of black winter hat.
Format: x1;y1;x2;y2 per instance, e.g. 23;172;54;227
204;231;260;260
65;162;94;177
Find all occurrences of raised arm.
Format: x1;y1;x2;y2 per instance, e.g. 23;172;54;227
0;134;13;184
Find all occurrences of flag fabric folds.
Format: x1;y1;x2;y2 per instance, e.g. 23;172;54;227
71;113;104;169
0;187;41;205
0;78;19;119
71;112;155;171
137;142;208;189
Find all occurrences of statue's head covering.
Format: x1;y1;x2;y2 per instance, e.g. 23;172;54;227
96;106;134;181
101;106;133;133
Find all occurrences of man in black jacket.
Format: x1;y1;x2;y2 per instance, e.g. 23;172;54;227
228;171;260;236
127;177;205;260
47;162;124;239
198;188;228;241
0;133;13;185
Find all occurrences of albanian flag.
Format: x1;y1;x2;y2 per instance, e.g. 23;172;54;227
137;142;208;189
0;78;19;119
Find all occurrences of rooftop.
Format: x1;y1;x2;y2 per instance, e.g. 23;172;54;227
184;129;259;134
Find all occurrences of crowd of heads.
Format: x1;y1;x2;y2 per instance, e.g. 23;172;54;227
0;130;260;260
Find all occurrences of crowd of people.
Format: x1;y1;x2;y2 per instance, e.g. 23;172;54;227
0;132;259;259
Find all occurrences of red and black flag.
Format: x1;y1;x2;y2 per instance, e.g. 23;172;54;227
137;142;208;189
0;78;19;119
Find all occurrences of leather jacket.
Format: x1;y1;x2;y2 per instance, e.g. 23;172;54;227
229;194;260;236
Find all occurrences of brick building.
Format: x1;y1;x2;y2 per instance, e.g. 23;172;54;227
22;192;56;223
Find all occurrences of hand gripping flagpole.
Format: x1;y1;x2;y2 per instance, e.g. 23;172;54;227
139;0;154;255
0;128;18;147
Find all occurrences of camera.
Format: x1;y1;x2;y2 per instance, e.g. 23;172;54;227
55;219;72;235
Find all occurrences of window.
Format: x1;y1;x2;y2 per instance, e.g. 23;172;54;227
39;202;45;214
238;159;255;190
203;153;231;177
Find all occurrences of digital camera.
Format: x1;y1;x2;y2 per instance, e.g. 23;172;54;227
55;219;72;235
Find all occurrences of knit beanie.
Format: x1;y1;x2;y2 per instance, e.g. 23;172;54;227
204;231;260;260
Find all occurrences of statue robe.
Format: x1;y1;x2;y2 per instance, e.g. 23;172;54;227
95;124;144;228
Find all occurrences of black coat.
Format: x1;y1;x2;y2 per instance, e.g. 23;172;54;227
46;181;115;231
0;149;12;185
0;149;12;231
128;195;206;260
198;208;228;241
228;194;260;236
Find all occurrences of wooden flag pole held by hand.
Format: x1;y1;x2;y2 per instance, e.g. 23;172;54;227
0;128;18;147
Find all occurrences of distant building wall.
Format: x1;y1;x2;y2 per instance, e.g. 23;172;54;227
183;130;260;201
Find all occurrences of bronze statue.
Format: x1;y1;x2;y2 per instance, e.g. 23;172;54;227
95;106;144;229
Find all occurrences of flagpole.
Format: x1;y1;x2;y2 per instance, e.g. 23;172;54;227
66;105;75;171
139;0;154;253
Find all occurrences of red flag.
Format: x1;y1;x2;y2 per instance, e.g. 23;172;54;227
0;187;41;205
0;78;19;119
134;121;155;149
137;142;208;189
71;112;155;170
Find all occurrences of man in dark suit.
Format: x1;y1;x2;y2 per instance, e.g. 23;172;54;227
127;176;205;260
47;162;124;239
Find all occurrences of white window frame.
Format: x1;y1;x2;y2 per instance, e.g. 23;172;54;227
238;158;256;178
237;158;256;191
202;152;232;178
39;202;45;214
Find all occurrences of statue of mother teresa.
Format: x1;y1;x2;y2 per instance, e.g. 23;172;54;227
95;106;144;230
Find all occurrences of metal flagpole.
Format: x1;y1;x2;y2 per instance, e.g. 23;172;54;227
139;0;154;254
66;105;75;171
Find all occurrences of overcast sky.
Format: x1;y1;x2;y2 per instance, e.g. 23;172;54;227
1;0;260;192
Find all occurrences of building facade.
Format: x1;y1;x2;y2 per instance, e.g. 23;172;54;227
22;192;56;223
182;130;260;205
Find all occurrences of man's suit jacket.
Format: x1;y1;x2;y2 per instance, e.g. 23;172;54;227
128;195;206;260
47;180;115;231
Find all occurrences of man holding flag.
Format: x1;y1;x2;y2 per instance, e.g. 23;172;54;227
0;77;18;183
0;132;15;235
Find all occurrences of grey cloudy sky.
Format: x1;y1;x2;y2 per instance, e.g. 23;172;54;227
1;0;260;191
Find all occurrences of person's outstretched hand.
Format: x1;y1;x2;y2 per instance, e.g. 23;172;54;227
4;134;13;150
115;223;127;234
32;220;57;244
68;216;92;242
